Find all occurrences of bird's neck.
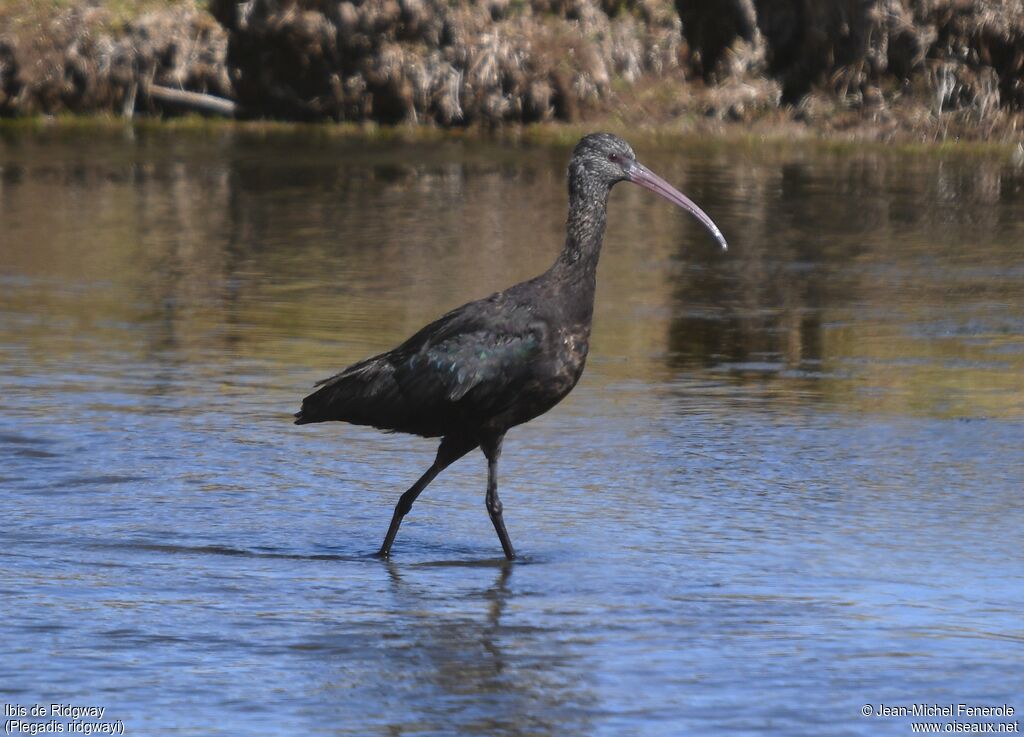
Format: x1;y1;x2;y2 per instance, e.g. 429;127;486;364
551;177;610;279
538;176;610;332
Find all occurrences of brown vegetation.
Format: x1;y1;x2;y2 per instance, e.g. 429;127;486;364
0;0;1022;139
207;0;681;123
677;0;1024;131
0;0;229;116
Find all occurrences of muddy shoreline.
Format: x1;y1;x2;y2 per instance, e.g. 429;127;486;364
1;0;1022;143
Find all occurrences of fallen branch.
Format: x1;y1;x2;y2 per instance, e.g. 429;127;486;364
146;84;238;117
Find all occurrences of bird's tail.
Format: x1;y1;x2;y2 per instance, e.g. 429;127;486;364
293;371;353;425
293;357;404;429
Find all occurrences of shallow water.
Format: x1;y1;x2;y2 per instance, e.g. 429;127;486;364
1;128;1022;736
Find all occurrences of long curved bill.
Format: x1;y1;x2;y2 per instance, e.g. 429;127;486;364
626;161;728;250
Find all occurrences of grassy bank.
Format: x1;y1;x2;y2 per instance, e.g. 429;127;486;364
4;113;1023;160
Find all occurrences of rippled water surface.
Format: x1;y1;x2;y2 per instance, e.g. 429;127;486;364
2;128;1023;736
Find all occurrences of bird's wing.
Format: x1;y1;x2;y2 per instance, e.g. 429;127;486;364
296;292;546;434
390;295;546;415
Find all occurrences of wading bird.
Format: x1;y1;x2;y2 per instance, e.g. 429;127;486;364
295;133;728;559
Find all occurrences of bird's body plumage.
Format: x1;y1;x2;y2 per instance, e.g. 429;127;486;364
295;133;727;559
296;274;592;440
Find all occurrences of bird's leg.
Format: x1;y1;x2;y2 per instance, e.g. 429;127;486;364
481;434;516;560
377;465;440;559
377;436;476;559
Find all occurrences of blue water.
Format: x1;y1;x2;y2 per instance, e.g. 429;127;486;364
1;129;1022;735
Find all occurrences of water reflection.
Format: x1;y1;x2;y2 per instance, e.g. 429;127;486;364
285;560;597;737
3;130;1022;423
655;151;1024;416
1;129;1023;736
10;131;1019;419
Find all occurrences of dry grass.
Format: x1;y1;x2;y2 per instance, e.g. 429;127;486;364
0;0;228;115
206;0;684;123
1;0;1022;142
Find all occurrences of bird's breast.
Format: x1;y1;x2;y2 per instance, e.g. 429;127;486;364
476;322;590;435
552;324;591;390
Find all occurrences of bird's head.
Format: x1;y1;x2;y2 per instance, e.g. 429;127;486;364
571;133;728;250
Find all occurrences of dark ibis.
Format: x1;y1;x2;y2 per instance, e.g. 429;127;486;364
295;133;728;559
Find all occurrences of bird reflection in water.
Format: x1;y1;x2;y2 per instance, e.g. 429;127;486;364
371;560;596;736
